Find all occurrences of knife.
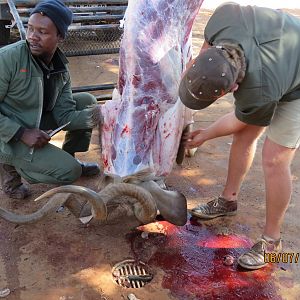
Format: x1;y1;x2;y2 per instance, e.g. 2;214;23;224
49;121;71;137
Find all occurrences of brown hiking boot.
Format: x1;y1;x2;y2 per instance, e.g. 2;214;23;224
190;196;237;219
238;236;282;270
0;164;31;199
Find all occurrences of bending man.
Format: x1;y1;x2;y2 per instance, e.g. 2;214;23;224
179;2;300;270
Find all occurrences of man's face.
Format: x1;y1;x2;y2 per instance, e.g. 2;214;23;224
26;13;61;63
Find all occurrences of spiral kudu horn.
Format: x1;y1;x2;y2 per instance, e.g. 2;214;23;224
98;183;157;224
0;185;107;224
139;180;187;226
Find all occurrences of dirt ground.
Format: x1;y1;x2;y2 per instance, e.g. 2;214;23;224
1;8;300;300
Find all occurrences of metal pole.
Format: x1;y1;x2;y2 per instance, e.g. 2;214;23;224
6;0;26;40
72;83;116;93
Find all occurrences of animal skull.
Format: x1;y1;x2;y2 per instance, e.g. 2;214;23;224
0;174;187;227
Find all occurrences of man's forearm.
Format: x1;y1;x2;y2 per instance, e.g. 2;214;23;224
202;111;247;141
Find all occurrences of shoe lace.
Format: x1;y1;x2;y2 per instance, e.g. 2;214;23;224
212;198;219;207
252;237;281;254
193;199;218;214
251;240;267;254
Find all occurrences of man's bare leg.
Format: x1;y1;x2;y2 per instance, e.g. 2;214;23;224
237;137;295;269
191;126;264;219
221;126;265;201
262;137;296;240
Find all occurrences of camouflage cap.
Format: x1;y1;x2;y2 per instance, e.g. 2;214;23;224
179;46;239;110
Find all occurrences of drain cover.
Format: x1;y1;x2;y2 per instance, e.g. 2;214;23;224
112;259;153;288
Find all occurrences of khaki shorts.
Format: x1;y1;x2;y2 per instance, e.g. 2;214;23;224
266;99;300;149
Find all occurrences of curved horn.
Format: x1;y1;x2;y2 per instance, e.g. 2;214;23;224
34;185;107;221
140;181;187;226
99;183;157;224
98;173;122;190
64;196;88;218
0;193;69;224
0;185;107;224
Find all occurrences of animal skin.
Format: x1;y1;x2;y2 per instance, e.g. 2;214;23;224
100;0;204;177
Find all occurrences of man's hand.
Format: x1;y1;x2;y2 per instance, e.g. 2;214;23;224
183;129;207;149
20;128;51;148
183;112;250;150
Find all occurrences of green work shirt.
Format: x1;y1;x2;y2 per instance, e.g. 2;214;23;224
0;40;95;163
204;2;300;126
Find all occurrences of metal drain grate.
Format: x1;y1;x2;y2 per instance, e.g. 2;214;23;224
112;259;153;288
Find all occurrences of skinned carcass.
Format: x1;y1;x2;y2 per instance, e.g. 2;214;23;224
100;0;203;177
0;0;204;227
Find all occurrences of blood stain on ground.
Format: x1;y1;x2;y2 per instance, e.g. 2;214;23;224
127;217;282;300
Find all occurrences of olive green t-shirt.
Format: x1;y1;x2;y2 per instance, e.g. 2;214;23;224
204;2;300;126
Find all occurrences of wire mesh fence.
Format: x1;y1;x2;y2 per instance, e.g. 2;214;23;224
2;0;127;56
60;26;123;56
